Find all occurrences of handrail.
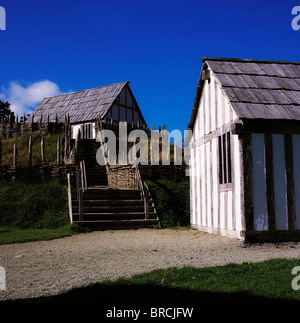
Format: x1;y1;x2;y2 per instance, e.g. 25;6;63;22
80;160;88;191
135;164;149;219
76;160;88;221
67;173;73;223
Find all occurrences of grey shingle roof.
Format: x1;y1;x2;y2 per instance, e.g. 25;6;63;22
188;58;300;129
206;58;300;120
27;81;129;124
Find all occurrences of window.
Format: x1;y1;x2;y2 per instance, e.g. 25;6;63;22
218;132;231;184
80;123;93;139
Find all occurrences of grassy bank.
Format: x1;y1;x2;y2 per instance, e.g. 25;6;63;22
15;258;300;303
1;132;60;167
0;226;75;245
0;181;77;244
146;179;190;228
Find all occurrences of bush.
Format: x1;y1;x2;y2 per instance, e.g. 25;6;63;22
0;181;69;229
146;179;190;228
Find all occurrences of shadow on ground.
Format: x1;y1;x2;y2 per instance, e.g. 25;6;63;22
5;283;300;304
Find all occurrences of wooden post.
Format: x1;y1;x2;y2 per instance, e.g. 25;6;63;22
31;114;34;134
75;129;81;153
64;117;68;160
28;136;32;167
13;142;17;168
41;136;45;164
67;173;73;223
57;135;61;164
0;137;2;166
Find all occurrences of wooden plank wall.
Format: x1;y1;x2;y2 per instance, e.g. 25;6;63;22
250;133;300;234
190;68;300;241
190;72;244;239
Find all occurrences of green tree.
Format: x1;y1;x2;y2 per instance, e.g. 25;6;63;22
0;100;14;123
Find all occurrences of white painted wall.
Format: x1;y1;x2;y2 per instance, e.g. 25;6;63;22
272;134;288;230
252;134;268;231
190;71;242;239
71;122;96;139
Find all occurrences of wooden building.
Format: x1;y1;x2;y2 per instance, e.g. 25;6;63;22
27;81;147;139
188;57;300;242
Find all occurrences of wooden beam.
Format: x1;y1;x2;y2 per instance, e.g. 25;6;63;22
242;133;254;232
13;142;17;168
234;119;300;135
264;134;276;231
191;119;240;149
0;137;2;166
41;136;45;164
28;136;32;167
285;134;296;230
57;135;61;164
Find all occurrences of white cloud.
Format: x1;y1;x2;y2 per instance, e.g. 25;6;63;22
0;80;62;116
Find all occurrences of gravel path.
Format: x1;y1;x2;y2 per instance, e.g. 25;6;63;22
1;228;300;301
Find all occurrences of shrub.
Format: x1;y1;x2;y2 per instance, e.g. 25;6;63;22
146;179;190;228
0;181;69;229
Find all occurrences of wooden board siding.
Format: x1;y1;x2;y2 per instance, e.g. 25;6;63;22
190;72;243;239
189;58;300;241
252;134;268;231
272;134;288;230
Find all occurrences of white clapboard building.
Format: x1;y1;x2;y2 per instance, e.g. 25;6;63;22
188;57;300;242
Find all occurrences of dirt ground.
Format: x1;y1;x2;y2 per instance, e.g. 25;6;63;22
0;228;300;301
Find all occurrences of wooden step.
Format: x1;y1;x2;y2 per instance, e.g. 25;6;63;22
72;199;154;207
72;218;159;228
72;205;153;212
72;212;158;221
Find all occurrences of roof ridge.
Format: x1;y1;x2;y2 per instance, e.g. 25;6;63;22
202;57;300;65
43;81;129;99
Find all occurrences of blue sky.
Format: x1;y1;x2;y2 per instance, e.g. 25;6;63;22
0;0;299;133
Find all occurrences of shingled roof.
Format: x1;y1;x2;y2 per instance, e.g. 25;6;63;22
27;81;129;124
188;57;300;129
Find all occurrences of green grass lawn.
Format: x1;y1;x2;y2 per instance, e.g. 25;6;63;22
0;225;76;244
13;258;300;303
0;181;78;244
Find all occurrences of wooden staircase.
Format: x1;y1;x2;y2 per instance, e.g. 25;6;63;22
67;139;159;228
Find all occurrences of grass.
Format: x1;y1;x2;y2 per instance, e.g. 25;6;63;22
1;132;60;166
0;225;76;245
12;258;300;303
0;181;78;244
146;179;190;228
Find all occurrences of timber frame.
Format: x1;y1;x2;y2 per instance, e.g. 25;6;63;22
189;57;300;242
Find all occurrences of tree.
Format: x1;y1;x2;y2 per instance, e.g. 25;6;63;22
0;100;14;123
